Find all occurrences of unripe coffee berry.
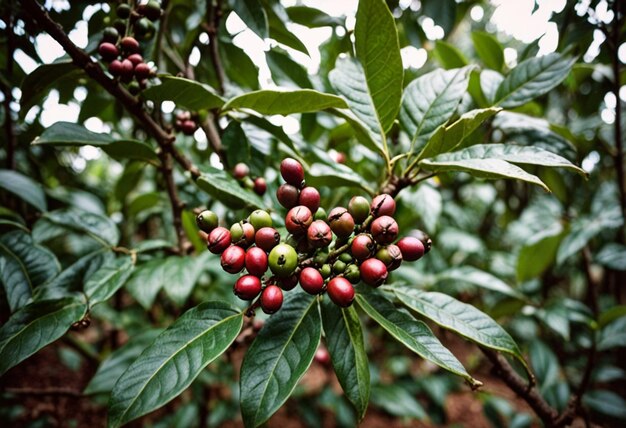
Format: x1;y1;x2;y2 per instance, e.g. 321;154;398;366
121;36;140;52
196;209;218;232
233;162;249;179
268;243;298;277
207;227;231;254
260;285;283;314
339;252;353;264
307;220;332;248
221;245;245;274
242;176;255;190
143;0;162;21
299;267;324;294
276;184;299;209
327;277;355;307
98;42;119;61
102;27;120;43
285;205;313;235
280;158;305;188
348;196;370;223
371;194;396;217
298;187;320;213
344;264;361;284
332;260;347;275
314;250;329;265
351;234;375;261
245;247;268;277
314;207;327;221
234;275;262;300
116;3;131;18
328;207;355;238
230;222;255;247
360;258;388;287
253;177;267;195
249;210;272;230
320;264;331;278
255;227;280;252
397;237;425;261
279;274;299;291
376;244;403;271
371;215;399;245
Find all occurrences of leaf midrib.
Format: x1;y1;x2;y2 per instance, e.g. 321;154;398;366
340;307;368;412
0;241;34;294
495;55;565;105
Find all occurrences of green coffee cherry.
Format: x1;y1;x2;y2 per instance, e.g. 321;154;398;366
339;252;353;264
345;264;360;284
268;243;298;277
249;210;272;230
314;207;327;221
332;260;347;275
314;250;329;265
320;264;332;278
348;196;370;224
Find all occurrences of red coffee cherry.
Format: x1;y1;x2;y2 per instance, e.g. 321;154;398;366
397;236;425;261
181;120;197;136
351;233;376;261
299;267;324;294
245;247;268;277
328;207;355;238
278;274;299;291
360;258;388;287
298;187;320;213
108;60;123;76
233;162;249;179
375;244;403;271
370;194;396;217
280;158;305;188
348;196;370;224
120;36;140;52
234;275;262;300
285;205;313;235
127;53;143;65
98;42;119;61
207;227;231;254
260;285;283;314
409;229;432;254
134;63;151;80
307;220;332;248
314;346;331;365
370;215;399;245
276;184;299;209
120;59;134;80
221;245;245;274
253;177;267;195
327;277;355;307
255;227;280;252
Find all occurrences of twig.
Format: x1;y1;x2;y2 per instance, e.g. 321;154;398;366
2;8;16;170
159;150;188;253
152;0;171;70
2;387;83;397
206;0;225;94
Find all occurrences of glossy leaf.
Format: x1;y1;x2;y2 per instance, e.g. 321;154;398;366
328;107;384;155
495;53;576;108
40;208;120;247
370;384;427;420
595;243;626;271
142;76;225;111
20;61;83;117
266;48;313;89
233;0;268;39
286;6;342;28
240;291;321;427
125;258;166;309
0;296;87;375
108;301;243;428
196;166;265;209
85;255;134;306
356;291;480;387
307;162;375;193
433;41;469;69
161;256;204;306
583;390;626;420
223;89;347;115
435;266;525;300
472;31;504;71
321;298;370;421
517;228;564;282
261;0;309;55
0;169;47;212
529;340;560;389
354;0;403;134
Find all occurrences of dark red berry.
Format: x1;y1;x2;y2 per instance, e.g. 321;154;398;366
245;247;268;277
348;196;370;224
221;245;245;274
370;215;398;245
260;285;283;314
371;194;396;217
409;230;432;254
253;177;267;195
234;275;262;300
351;234;375;261
134;63;151;80
120;36;140;52
127;53;143;65
299;267;324;294
278;274;299;291
328;207;355;238
298;187;320;213
314;347;331;365
108;60;123;76
207;227;231;254
120;59;134;80
255;227;280;252
307;220;332;248
285;205;313;235
397;237;425;261
376;244;403;271
276;184;299;209
360;258;388;287
233;162;249;179
280;158;305;188
98;42;119;61
181;120;197;136
327;277;355;307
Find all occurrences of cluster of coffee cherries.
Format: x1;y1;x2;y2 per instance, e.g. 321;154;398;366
232;162;267;196
196;158;430;315
174;111;199;136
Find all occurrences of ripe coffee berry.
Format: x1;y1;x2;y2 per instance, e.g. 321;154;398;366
181;120;197;135
268;243;298;277
98;42;119;61
409;229;432;253
207;227;231;254
371;194;396;217
371;215;399;245
376;244;403;271
298;187;320;213
328;207;355;238
307;220;332;248
299;267;324;294
260;285;283;314
327;277;355;307
279;274;299;291
249;210;272;230
108;60;123;76
120;59;134;80
276;184;299;209
255;227;280;251
253;177;267;195
245;247;268;277
121;36;140;52
127;53;143;65
197;210;218;232
234;275;262;300
221;245;245;274
351;234;375;261
233;162;249;179
314;347;331;365
360;258;388;287
134;63;151;80
348;196;370;223
285;205;313;235
280;158;305;188
397;237;425;261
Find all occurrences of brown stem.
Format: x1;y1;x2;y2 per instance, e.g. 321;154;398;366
152;0;171;69
206;0;225;94
2;9;16;170
159;150;188;253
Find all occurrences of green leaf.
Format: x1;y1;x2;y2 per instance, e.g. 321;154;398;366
32;122;157;162
125;258;166;309
286;6;342;28
223;89;347;115
583;390;626;420
356;291;480;387
595;243;626;270
0;296;87;375
321;299;370;421
240;291;321;427
108;301;243;428
20;61;83;118
370;384;427;420
0;169;47;212
435;266;525;300
471;31;504;71
196;166;266;209
233;0;268;39
529;340;560;389
266;48;313;89
400;67;473;153
261;0;309;55
85;256;134;306
418;108;501;160
599;305;626;328
142;76;225;111
495;53;577;108
306;162;375;193
0;231;60;312
328;107;384;156
393;287;528;371
432;41;469;69
84;329;163;395
161;256;204;306
40;208;120;247
354;0;403;134
517;228;564;282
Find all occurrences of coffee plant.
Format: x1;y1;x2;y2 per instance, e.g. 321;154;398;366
1;0;625;427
